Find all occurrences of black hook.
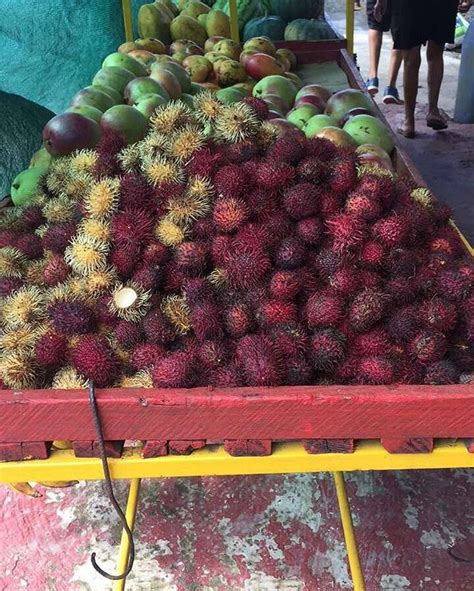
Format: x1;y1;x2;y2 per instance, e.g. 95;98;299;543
88;380;135;581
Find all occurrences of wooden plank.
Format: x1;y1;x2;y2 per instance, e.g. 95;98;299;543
20;441;50;460
142;440;168;458
224;439;272;456
72;440;124;458
0;443;23;462
1;385;473;443
466;439;474;453
304;439;354;454
381;438;434;454
168;440;206;455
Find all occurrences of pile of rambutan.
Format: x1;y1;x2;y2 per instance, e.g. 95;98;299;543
0;96;472;391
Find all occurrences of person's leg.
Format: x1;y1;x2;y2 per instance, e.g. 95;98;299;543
426;39;447;128
387;49;403;88
399;45;421;137
368;29;383;80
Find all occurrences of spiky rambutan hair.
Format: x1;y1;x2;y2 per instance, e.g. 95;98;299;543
142;155;185;188
84;178;120;220
117;143;142;174
43;195;76;224
223;240;271;289
64;234;109;275
152;351;197;388
193;91;225;123
70;149;98;174
48;299;95;335
108;283;152;322
2;286;46;329
150;100;194;134
111;208;154;249
52;366;88;389
236;334;283;386
0;247;27;278
155;216;188;247
120;370;153;388
161;295;191;335
167;192;211;226
165;125;205;162
214;103;260;143
0;351;38;389
70;334;120;387
0;325;44;355
78;219;111;243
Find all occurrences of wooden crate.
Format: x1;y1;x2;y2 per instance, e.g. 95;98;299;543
1;47;472;462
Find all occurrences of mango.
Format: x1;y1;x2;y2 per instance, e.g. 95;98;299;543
102;52;147;77
170;15;207;48
10;167;48;206
135;38;167;54
213;39;241;60
206;10;231;38
138;4;171;44
93;67;135;94
215;59;247;87
181;1;211;19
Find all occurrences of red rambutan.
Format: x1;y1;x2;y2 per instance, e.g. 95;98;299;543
209;363;243;387
328;267;360;295
372;214;409;247
152;351;196;388
132;266;162;291
259;300;298;327
306;137;338;161
236;334;283;386
190;302;222;341
212;234;233;266
119;174;155;210
96;295;117;325
213;164;246;198
109;247;140;279
130;343;165;370
115;320;143;349
357;173;394;206
419;297;457;332
274;236;307;269
345;191;381;221
449;339;474;372
224;302;253;337
162;262;187;292
348;288;387;332
328;158;357;194
175;241;208;275
219;140;258;164
192;217;214;239
223;239;271;289
35;331;67;368
385;248;421;277
242;96;269;120
111;208;154;249
70;334;120;387
326;212;366;252
0;230;19;248
431;201;453;224
352;327;392;357
359;241;385;268
213;197;249;232
387;307;420;343
22;205;45;230
284;355;313;385
424;360;459;385
320;191;343;217
409;330;447;363
385;277;416;304
428;226;463;257
0;277;23;297
268;136;305;164
142;241;170;266
272;324;309;358
48;300;95;335
241;159;259;185
314;248;346;278
256;212;292;248
296;217;323;246
297;156;328;184
42;222;77;254
256;161;295;191
185;147;222;177
282;183;320;220
305;290;344;328
356;356;395;384
183;277;214;306
435;269;471;301
196;339;227;370
44;255;70;286
94;153;121;179
142;310;176;345
245;188;278;217
309;328;346;371
269;270;302;301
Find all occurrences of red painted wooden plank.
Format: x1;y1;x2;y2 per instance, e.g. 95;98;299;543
224;439;272;456
1;385;473;443
142;440;168;458
0;443;23;462
304;439;355;454
466;439;474;453
381;438;434;454
72;440;124;458
168;440;206;455
20;441;50;460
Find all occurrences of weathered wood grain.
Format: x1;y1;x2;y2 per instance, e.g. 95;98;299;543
381;438;434;454
142;440;168;458
303;439;354;454
72;440;124;458
224;439;272;456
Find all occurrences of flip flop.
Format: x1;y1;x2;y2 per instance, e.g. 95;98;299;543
397;126;415;139
426;117;448;130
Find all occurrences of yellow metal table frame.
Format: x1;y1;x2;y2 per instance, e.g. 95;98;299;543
2;440;473;591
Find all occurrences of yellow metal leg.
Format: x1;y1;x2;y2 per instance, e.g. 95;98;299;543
228;0;240;44
113;478;141;591
122;0;134;43
345;0;355;57
333;472;366;591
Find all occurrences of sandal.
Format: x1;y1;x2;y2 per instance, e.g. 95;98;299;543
426;117;448;130
397;126;415;139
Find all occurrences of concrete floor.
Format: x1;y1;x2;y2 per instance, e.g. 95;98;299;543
1;5;474;591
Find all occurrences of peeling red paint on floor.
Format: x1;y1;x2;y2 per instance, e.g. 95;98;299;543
1;469;474;590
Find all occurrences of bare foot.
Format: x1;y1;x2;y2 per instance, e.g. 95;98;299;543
397;121;415;139
426;112;448;130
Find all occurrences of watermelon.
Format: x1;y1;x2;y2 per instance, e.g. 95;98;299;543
243;15;286;41
284;18;337;41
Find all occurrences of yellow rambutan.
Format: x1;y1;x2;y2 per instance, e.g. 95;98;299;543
166;125;205;162
70;149;98;174
0;208;24;231
63;173;94;200
214;103;259;143
208;268;228;288
142;155;184;187
150;100;194;134
46;159;70;195
52;366;88;390
0;325;45;354
411;187;434;208
120;370;153;388
0;247;27;278
117;144;142;173
79;218;111;243
64;234;109;275
254;121;278;149
167;193;210;225
109;283;152;322
24;259;48;286
155;216;188;246
187;176;214;200
43;195;76;223
85;267;118;295
356;164;394;179
0;351;38;389
193;91;224;123
137;132;168;161
35;224;50;239
84;178;120;220
161;294;191;335
1;286;46;329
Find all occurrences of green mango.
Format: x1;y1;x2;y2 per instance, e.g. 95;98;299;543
67;104;103;123
92;67;136;94
29;148;51;169
10;166;48;206
102;52;148;77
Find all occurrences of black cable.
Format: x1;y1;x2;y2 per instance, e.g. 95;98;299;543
88;380;135;580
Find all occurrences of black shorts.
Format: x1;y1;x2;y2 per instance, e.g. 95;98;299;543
367;0;392;32
391;0;458;50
